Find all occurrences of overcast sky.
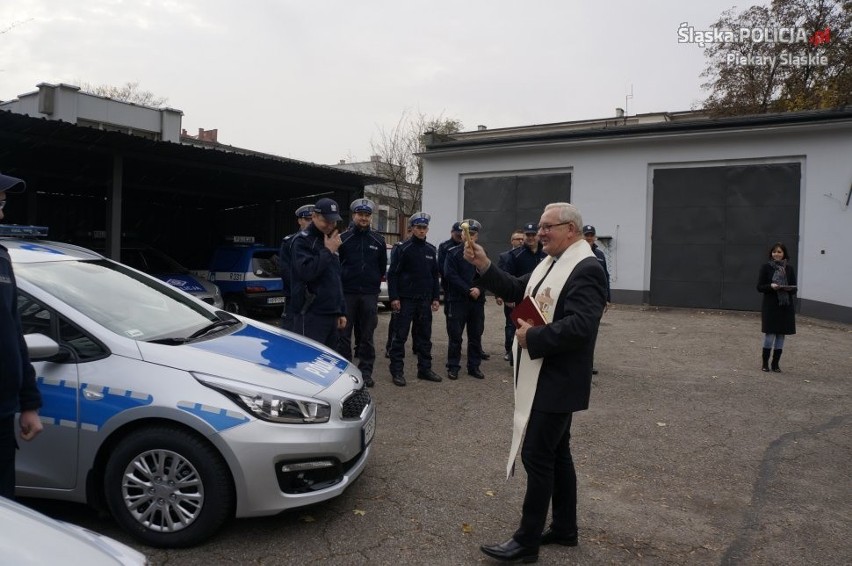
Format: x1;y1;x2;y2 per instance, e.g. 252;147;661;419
0;0;763;165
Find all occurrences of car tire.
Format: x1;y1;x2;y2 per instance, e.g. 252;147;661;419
104;426;234;548
223;296;244;315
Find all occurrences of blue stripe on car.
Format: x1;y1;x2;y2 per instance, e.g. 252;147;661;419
188;324;347;386
177;401;250;431
37;378;153;431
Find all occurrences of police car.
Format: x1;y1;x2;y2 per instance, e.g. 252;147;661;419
4;226;375;548
207;237;285;316
95;245;223;309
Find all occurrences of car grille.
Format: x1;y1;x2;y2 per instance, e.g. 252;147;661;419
341;388;371;419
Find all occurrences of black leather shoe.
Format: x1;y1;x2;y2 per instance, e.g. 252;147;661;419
363;376;375;388
480;352;491;360
447;370;459;380
392;374;406;387
468;368;485;379
540;527;578;547
417;369;442;382
480;538;538;563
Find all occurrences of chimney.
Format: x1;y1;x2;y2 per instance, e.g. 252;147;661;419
615;108;624;118
370;155;381;162
477;125;487;131
339;159;346;165
197;128;218;142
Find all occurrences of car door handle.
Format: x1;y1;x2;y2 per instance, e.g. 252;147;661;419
83;389;105;401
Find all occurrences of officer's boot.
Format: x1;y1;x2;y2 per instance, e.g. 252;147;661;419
761;348;771;372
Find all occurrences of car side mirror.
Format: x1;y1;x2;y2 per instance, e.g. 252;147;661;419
24;333;61;361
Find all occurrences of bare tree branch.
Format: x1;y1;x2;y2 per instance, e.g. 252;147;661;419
370;110;462;221
79;81;169;108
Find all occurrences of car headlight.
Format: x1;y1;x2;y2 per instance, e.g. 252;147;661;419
193;373;330;423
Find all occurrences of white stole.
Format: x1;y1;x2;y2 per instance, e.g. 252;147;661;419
506;239;595;479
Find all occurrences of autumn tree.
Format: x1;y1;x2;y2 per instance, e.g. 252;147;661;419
370;111;463;223
79;81;168;108
700;0;851;116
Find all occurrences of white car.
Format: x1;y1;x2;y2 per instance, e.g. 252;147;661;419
5;228;375;548
0;496;147;565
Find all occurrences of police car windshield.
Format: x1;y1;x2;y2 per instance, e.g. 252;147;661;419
16;259;221;342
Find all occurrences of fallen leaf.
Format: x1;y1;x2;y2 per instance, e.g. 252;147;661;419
300;515;315;523
657;422;667;427
353;509;366;516
462;523;473;534
804;380;811;383
485;490;495;497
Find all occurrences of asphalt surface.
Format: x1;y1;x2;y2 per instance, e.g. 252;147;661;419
24;302;851;565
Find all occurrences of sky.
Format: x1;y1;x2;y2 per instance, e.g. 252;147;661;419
0;0;766;166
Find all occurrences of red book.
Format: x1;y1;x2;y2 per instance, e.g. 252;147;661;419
510;296;546;328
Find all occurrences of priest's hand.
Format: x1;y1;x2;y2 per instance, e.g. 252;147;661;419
515;318;532;349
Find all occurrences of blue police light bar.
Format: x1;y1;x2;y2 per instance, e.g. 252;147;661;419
0;224;49;238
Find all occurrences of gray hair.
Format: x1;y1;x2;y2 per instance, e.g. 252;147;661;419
544;202;583;228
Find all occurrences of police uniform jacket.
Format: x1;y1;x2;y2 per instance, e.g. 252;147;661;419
339;226;387;295
289;224;346;316
503;244;546;277
591;243;611;302
388;236;440;301
444;244;485;303
0;244;42;419
278;231;300;298
437;238;461;279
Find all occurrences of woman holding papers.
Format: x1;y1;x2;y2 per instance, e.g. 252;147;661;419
756;242;797;372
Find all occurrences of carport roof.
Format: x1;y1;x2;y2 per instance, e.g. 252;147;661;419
0;110;378;205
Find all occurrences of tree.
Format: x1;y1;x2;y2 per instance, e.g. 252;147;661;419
370;111;463;224
79;81;168;108
700;0;851;116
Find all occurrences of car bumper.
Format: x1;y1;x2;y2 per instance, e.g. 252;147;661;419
217;405;375;518
244;292;287;310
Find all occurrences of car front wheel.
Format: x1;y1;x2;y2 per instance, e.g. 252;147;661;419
104;426;234;548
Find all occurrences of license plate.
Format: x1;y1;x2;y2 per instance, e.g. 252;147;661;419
267;296;286;304
362;411;376;447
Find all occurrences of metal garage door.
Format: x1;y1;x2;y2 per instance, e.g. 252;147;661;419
650;163;800;310
463;173;571;260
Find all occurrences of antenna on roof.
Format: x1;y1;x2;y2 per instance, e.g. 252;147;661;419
625;84;634;124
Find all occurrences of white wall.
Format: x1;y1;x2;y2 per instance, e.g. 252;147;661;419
422;121;852;313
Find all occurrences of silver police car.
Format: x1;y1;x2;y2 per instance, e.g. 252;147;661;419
6;229;375;548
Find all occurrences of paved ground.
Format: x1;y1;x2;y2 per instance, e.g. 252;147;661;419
25;302;851;565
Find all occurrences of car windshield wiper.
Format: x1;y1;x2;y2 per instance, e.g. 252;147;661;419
185;318;241;341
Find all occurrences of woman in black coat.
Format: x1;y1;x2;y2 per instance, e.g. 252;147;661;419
756;242;797;372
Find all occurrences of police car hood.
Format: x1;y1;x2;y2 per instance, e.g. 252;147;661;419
137;322;350;396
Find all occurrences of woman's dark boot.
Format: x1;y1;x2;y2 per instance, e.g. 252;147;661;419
771;349;783;372
762;348;771;372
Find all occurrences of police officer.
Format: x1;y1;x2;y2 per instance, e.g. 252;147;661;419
387;212;441;386
337;198;387;388
496;230;526;362
439;221;491;360
583;224;611;375
279;204;314;331
582;225;611;304
289;198;347;349
438;221;463;294
0;172;43;498
444;219;487;380
501;223;546;363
